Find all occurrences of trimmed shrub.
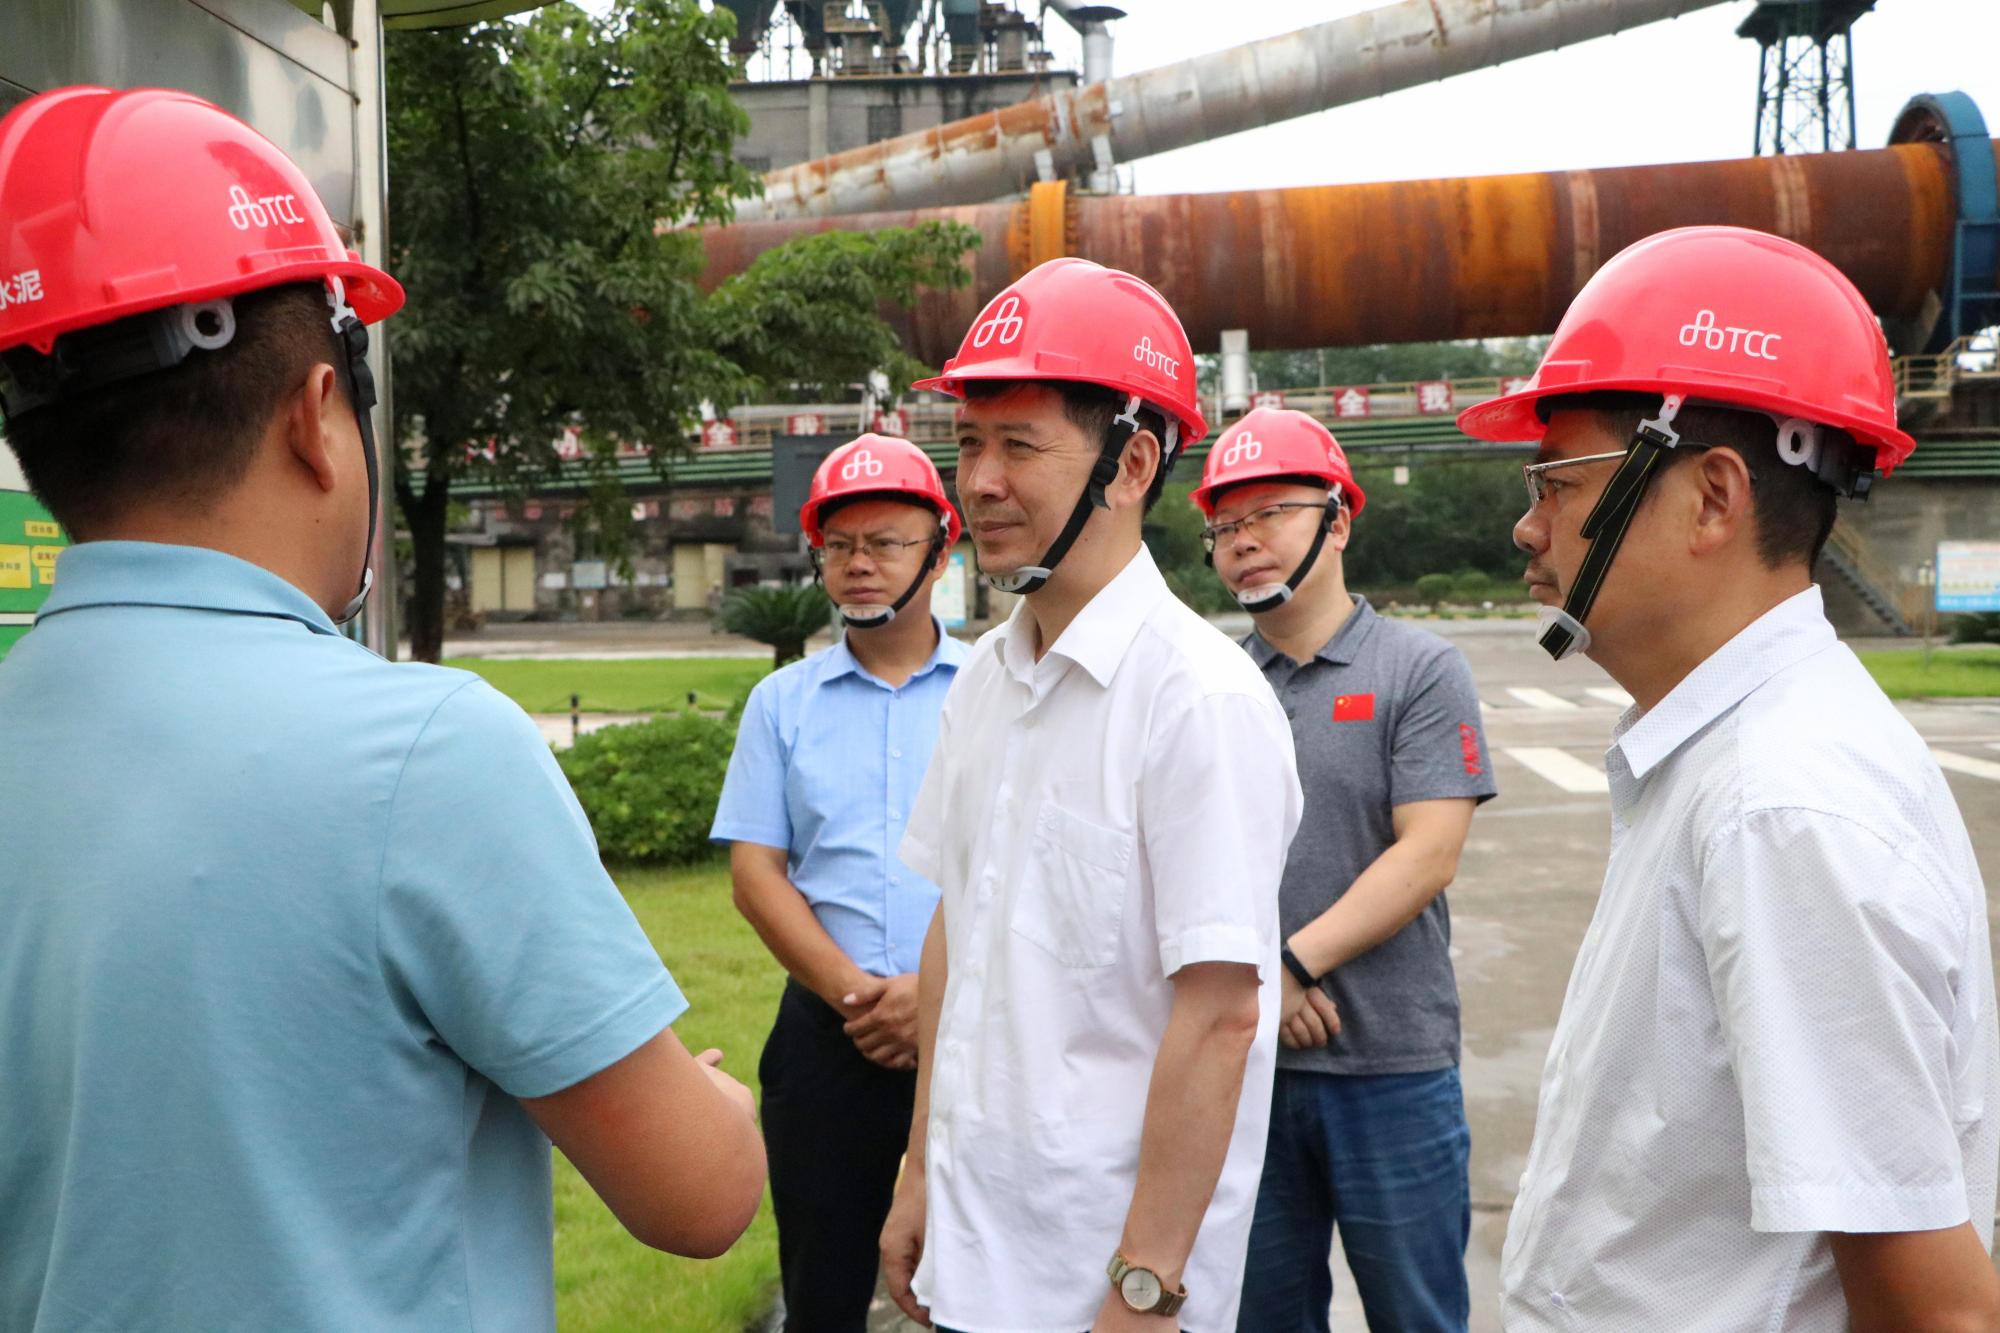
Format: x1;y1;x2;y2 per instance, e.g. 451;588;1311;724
1414;572;1454;608
1950;612;2000;646
558;712;735;865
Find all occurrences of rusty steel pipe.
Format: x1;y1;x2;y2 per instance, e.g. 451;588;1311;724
700;138;1977;363
731;0;1732;223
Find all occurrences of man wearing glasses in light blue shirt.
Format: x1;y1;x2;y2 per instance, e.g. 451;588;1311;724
712;433;967;1332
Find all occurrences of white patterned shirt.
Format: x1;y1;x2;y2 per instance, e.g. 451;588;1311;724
1502;586;1999;1330
900;545;1301;1333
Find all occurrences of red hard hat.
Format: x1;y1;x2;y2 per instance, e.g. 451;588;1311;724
0;86;403;356
1456;225;1913;473
801;435;962;547
1191;407;1367;519
912;257;1208;448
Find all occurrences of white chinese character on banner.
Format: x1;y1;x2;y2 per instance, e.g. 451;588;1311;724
1417;381;1454;415
1251;391;1285;410
1501;376;1532;396
1336;387;1371;419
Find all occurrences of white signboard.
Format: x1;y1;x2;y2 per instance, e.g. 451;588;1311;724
931;550;969;629
1937;541;2000;612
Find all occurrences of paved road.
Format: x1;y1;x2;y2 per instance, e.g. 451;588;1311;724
491;614;2000;1332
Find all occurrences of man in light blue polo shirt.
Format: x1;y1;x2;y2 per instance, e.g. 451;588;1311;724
712;435;965;1332
0;88;765;1332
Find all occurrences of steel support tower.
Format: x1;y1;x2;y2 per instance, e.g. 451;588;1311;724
1738;0;1877;155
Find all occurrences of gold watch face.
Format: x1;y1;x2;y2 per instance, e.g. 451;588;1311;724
1120;1266;1164;1311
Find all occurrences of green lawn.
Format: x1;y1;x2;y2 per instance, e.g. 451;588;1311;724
554;860;785;1333
1858;647;2000;700
446;657;770;714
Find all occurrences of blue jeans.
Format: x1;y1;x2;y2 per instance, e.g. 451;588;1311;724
1236;1066;1471;1333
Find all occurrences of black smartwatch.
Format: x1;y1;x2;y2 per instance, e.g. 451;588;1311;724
1280;943;1318;989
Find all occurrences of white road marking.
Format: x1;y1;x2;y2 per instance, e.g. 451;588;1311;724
1505;687;1581;712
1932;748;2000;782
1504;747;1610;794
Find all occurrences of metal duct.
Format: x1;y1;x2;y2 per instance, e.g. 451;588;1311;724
699;137;1978;362
731;0;1732;222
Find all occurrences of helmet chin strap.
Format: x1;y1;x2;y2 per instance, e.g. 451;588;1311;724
1536;394;1683;662
827;519;951;630
328;278;380;629
986;395;1176;597
1223;485;1341;615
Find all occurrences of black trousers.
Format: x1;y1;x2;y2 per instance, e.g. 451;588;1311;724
760;978;918;1333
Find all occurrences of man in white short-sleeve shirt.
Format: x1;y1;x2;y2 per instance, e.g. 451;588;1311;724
879;259;1302;1333
1457;225;2000;1330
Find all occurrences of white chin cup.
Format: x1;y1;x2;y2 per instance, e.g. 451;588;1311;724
1535;604;1592;661
986;565;1051;594
335;566;374;627
1235;583;1293;612
839;603;895;626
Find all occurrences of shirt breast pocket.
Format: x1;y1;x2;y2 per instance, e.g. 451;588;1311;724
1011;803;1133;969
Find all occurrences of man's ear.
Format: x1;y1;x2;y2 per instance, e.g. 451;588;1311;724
1113;429;1162;509
1327;504;1353;553
1686;446;1756;558
285;362;344;494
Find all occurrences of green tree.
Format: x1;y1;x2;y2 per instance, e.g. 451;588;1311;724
386;2;976;660
720;583;833;668
1143;481;1234;616
1343;458;1529;589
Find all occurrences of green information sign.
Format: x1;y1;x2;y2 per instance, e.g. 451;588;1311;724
0;486;66;662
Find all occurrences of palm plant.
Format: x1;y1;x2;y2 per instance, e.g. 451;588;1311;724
719;583;833;668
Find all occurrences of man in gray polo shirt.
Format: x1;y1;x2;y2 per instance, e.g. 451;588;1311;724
1192;408;1494;1333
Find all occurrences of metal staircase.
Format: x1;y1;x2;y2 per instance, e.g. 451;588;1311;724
1822;519;1915;636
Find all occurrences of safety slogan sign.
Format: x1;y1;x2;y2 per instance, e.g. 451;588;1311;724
1937;541;2000;613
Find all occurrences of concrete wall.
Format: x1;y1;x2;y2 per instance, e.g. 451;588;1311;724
1823;477;2000;636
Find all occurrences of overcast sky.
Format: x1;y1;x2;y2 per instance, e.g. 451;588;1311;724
1025;0;2000;195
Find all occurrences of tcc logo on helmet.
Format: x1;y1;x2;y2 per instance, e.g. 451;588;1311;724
1133;336;1181;381
1219;434;1263;468
226;185;307;231
840;449;886;481
1679;309;1781;362
970;295;1025;349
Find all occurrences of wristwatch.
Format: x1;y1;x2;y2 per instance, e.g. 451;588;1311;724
1107;1251;1187;1316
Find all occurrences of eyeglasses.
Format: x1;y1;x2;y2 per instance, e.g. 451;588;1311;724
1521;442;1722;509
817;535;933;565
1520;450;1631;508
1200;502;1332;554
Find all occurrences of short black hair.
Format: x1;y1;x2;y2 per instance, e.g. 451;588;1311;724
962;379;1175;513
3;282;346;538
1540;390;1845;570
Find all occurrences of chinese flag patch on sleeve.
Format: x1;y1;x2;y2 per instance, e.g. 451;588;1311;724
1333;693;1375;722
